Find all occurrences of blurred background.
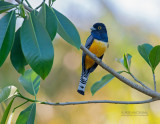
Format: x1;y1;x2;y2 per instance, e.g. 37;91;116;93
1;0;160;124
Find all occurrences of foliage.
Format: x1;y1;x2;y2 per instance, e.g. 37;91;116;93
0;1;81;123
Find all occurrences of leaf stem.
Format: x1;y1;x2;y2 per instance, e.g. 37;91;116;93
129;72;151;90
153;72;156;91
12;100;29;112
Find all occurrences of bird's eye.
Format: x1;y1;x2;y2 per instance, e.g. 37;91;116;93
98;26;102;30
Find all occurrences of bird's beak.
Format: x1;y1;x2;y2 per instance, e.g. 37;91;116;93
90;27;96;31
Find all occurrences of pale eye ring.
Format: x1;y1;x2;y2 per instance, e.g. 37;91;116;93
98;26;102;30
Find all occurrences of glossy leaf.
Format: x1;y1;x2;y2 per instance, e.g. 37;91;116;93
16;103;36;124
0;1;17;14
53;8;81;49
20;13;54;79
0;11;16;66
138;44;153;66
91;71;123;95
149;45;160;72
0;98;15;124
38;3;57;40
19;69;41;96
10;28;27;74
123;53;132;71
0;86;17;103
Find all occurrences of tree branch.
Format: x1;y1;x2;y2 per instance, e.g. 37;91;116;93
80;45;160;98
15;0;160;103
16;94;157;105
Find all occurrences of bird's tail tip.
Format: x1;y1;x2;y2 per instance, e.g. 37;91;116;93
77;90;84;95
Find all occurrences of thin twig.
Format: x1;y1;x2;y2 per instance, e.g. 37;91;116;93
16;94;157;105
35;0;46;9
129;73;151;90
40;99;156;105
153;73;156;91
25;0;33;9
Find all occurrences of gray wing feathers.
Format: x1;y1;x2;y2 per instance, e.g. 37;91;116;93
82;35;94;71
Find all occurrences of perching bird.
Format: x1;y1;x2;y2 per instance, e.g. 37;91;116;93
77;23;109;95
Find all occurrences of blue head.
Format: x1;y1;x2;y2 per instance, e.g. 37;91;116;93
91;23;108;42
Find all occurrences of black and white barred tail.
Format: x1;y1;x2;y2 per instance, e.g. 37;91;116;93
77;71;90;95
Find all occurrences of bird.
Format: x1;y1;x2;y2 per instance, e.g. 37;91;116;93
77;23;109;95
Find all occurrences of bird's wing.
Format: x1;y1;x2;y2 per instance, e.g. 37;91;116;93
85;35;94;49
82;35;94;71
88;55;104;73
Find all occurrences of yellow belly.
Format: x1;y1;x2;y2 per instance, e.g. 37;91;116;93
85;40;107;69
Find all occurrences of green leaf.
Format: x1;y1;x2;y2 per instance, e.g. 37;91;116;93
20;13;54;79
0;98;15;124
0;1;17;14
16;103;36;124
53;8;81;49
0;86;17;103
10;28;27;74
19;4;26;18
91;71;123;96
149;45;160;72
38;3;57;40
19;69;41;96
31;10;39;16
0;11;16;66
117;54;132;71
138;43;153;66
123;53;132;71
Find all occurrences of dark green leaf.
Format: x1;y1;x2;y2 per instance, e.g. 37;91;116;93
19;69;41;96
0;1;17;14
21;13;54;79
38;3;57;40
53;8;81;49
10;28;27;74
31;10;39;16
138;44;153;66
16;103;36;124
91;71;123;95
0;11;16;66
123;53;132;71
149;45;160;72
0;98;15;124
0;86;17;103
